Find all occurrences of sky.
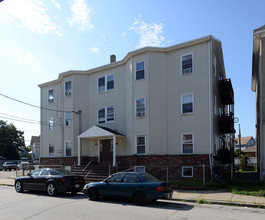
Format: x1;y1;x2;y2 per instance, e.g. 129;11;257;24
0;0;264;146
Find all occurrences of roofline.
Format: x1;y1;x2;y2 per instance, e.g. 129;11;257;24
38;35;216;88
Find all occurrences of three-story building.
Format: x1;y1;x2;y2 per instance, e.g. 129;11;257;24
39;35;235;179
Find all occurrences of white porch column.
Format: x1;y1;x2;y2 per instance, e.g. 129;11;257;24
78;137;81;166
113;135;116;166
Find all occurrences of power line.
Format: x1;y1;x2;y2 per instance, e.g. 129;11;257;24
0;93;69;113
0;114;62;126
0;113;39;124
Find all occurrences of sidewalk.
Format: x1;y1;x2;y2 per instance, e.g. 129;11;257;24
172;189;265;208
1;178;265;208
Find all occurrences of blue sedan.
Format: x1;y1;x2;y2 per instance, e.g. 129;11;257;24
83;172;173;205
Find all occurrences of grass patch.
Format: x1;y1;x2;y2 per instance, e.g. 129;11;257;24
196;198;211;204
228;182;265;197
168;179;203;187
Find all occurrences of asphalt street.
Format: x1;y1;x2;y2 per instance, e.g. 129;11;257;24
1;185;265;220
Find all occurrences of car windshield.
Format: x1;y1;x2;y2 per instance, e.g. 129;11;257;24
139;173;160;182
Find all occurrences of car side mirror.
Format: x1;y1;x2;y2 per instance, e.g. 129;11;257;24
27;173;32;177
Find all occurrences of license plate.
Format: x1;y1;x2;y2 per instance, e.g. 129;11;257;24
75;184;80;188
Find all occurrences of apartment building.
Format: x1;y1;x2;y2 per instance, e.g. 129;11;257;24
39;35;235;179
252;25;265;181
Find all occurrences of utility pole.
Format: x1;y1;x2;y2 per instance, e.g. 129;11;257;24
238;124;242;167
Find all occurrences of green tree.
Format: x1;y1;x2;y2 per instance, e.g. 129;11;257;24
0;120;25;160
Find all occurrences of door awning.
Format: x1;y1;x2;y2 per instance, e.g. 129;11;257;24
77;125;125;139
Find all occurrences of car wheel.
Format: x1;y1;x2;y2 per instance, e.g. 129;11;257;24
133;192;147;205
15;181;24;193
88;188;99;201
47;183;56;196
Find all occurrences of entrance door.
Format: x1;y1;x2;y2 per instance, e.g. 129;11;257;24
100;139;113;163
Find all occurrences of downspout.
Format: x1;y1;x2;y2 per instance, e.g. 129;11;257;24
259;38;263;181
208;39;213;168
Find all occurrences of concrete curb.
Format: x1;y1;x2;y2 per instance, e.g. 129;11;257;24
169;197;265;209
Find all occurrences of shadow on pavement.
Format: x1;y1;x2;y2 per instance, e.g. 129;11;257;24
86;197;194;211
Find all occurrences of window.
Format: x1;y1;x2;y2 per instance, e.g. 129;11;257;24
98;74;114;93
98;106;114;124
123;174;140;183
66;142;71;157
65;112;72;127
107;173;124;182
182;134;193;154
136;136;146;154
213;56;216;76
41;169;50;176
135;61;145;80
135;166;145;173
48;90;54;102
49;118;54;130
182;167;193;177
181;54;193;74
136;98;145;117
49;144;54;157
107;106;114;122
181;93;193;114
65;81;72;96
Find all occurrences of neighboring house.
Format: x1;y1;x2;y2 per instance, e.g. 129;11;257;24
39;35;235;179
234;136;255;151
30;136;40;160
252;25;265;181
243;145;257;165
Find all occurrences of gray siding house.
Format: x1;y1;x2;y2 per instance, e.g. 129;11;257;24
39;36;235;179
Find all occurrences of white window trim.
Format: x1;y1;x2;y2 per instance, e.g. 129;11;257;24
135;98;146;118
48;89;54;103
181;133;194;154
182;166;193;177
97;106;115;124
65;141;72;157
134;166;145;172
49;118;54;131
49;144;54;157
181;53;193;75
181;92;194;115
65;81;72;96
135;135;146;155
97;74;114;93
135;60;145;80
65;112;72;127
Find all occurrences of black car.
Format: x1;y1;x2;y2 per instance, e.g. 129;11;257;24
14;168;85;196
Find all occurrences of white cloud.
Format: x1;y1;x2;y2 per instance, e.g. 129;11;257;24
90;47;100;53
51;0;61;9
0;0;62;36
68;0;94;31
130;17;165;48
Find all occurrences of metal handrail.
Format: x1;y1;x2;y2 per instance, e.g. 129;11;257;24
82;161;92;172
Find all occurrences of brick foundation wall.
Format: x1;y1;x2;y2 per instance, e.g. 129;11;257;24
116;154;210;180
40;154;210;180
